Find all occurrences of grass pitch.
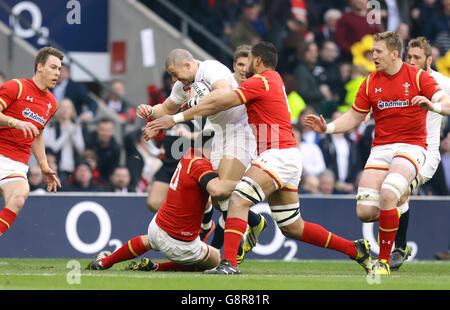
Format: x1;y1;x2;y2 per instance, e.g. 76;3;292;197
0;258;448;291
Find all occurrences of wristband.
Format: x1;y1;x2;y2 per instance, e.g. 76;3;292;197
432;102;442;114
173;112;185;124
8;117;18;127
325;123;335;134
39;160;49;170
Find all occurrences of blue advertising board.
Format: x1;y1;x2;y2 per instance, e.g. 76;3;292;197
1;194;448;261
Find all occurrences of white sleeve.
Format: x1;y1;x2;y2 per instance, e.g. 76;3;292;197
202;61;233;86
169;81;188;105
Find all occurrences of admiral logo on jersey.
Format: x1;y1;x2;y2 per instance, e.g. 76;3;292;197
377;99;409;110
22;108;47;125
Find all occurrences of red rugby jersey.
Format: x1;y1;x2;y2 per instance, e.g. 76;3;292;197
234;70;297;154
353;63;441;149
155;148;216;241
0;78;58;164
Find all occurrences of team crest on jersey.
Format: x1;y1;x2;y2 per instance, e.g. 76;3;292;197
22;108;47;125
403;82;410;96
377;99;409;110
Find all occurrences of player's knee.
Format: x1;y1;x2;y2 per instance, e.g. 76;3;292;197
356;204;378;222
6;194;27;213
279;219;303;240
380;173;409;204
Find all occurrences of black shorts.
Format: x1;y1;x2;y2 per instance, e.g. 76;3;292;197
153;163;178;184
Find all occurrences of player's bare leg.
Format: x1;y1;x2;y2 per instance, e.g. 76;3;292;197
0;179;29;236
271;190;372;273
146;181;169;212
371;161;416;276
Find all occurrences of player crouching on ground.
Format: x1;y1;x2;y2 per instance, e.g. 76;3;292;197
88;131;239;272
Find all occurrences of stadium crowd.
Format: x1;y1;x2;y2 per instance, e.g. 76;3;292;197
0;0;448;197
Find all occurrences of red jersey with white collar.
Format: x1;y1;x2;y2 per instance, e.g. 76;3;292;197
0;79;58;164
155;148;216;241
353;63;441;149
234;70;297;154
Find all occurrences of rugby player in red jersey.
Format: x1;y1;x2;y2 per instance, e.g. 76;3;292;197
88;132;239;272
305;31;450;275
146;41;372;275
0;47;63;237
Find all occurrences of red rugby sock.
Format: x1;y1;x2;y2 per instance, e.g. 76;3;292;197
101;236;147;268
222;217;248;267
378;209;400;263
0;208;17;236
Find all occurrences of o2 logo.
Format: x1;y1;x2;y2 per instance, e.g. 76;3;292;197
9;1;81;45
249;203;298;261
65;201;122;254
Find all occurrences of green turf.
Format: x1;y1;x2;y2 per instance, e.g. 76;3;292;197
0;258;448;290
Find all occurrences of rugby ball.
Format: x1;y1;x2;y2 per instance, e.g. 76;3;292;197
191;81;212;98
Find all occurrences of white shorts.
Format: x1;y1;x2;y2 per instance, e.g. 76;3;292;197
0;154;29;187
365;143;426;176
420;151;440;183
209;122;257;170
147;217;210;265
252;147;303;192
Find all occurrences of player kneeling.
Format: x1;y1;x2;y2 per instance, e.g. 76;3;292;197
87;132;238;272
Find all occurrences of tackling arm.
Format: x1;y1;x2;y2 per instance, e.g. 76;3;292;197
303;108;366;134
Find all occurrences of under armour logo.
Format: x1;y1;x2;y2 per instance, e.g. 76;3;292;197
381;239;391;245
375;88;382;93
26;96;34;102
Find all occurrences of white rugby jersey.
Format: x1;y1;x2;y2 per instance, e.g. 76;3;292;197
427;71;450;154
169;59;248;126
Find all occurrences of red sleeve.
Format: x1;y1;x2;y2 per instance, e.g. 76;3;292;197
418;70;442;99
0;80;20;110
187;157;216;183
235;75;264;104
352;77;371;114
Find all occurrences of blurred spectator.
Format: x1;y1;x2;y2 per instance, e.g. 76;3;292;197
104;166;134;193
84;118;121;181
431;45;441;70
293;41;327;114
299;173;320;194
229;0;269;49
335;0;380;61
51;63;97;125
104;79;136;123
283;73;306;122
338;65;368;113
28;165;46;194
419;0;450;55
44;98;85;181
297;106;321;144
79;149;107;187
440;129;450;194
315;8;342;45
61;160;104;192
0;71;5;86
319;111;361;194
148;71;173;108
124;128;162;190
45;147;59;176
318;169;342;194
380;0;412;33
294;127;326;177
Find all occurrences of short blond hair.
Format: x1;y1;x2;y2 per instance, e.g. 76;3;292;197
373;31;403;57
407;36;432;59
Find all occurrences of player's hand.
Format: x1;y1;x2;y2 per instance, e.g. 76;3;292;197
412;95;433;111
136;104;153;119
41;167;61;193
146;115;176;134
303;114;327;133
180;101;189;112
142;125;159;141
13;120;40;138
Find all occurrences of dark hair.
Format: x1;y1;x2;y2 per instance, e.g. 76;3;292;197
251;41;278;69
34;46;64;73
